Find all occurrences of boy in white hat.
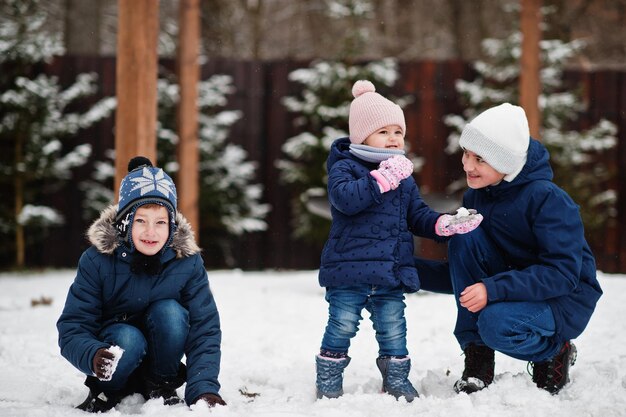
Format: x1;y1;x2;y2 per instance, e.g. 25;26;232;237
315;80;483;401
447;103;602;395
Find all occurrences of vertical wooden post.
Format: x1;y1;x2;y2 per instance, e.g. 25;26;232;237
114;0;159;198
177;0;200;237
520;0;542;139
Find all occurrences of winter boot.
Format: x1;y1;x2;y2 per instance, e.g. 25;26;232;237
145;381;184;405
530;341;577;395
315;354;351;399
453;344;495;394
142;366;186;405
75;389;122;413
376;356;419;402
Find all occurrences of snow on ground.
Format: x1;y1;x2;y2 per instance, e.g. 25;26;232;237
0;269;624;417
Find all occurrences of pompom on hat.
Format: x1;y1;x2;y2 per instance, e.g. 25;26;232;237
459;103;530;182
115;156;178;249
348;80;406;144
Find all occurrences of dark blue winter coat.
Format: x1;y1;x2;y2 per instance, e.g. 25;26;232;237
463;138;602;342
56;205;221;405
319;138;444;291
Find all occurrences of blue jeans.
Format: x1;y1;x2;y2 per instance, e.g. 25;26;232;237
321;285;409;357
449;228;561;362
91;299;189;393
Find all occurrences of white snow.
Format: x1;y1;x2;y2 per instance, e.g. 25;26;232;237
0;269;624;417
454;207;470;218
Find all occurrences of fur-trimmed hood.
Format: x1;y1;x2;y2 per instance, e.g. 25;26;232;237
87;204;201;258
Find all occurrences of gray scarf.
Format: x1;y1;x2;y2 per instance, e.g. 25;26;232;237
349;144;405;163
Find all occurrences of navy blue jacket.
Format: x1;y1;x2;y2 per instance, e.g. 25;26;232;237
319;138;444;291
57;205;221;405
463;139;602;342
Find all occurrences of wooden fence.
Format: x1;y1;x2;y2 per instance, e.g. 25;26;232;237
25;56;626;272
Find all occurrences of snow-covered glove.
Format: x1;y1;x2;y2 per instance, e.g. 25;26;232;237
370;155;414;193
194;393;227;407
435;207;483;237
93;348;114;380
93;345;124;381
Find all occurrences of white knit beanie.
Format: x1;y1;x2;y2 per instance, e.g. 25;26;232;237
459;103;530;182
348;80;406;144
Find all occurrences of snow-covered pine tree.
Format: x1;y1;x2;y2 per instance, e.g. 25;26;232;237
83;72;269;267
444;24;617;238
156;73;269;266
277;0;416;244
0;0;116;268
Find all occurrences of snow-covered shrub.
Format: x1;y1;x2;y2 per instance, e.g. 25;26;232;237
444;19;617;236
84;73;269;267
0;0;115;267
277;58;415;243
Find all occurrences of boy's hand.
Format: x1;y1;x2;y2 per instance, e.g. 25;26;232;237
194;393;227;407
435;208;483;236
93;347;115;379
459;283;488;312
370;155;414;192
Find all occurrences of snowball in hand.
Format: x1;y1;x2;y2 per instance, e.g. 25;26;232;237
97;345;124;381
455;207;471;218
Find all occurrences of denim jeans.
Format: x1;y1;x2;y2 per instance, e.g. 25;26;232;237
321;285;409;357
448;228;561;362
92;299;189;393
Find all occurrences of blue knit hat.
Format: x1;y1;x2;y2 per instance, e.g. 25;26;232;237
115;156;177;249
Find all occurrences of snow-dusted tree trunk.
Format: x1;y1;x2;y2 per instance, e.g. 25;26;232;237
14;131;25;267
114;0;159;197
519;0;542;137
176;0;201;237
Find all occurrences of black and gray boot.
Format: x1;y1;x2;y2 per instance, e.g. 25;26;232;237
142;365;186;405
530;341;577;395
76;389;122;413
453;344;495;394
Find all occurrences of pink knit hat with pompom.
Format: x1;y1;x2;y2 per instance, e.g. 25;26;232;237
348;80;406;144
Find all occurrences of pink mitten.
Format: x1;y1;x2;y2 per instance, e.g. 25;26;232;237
435;208;483;237
370;155;414;193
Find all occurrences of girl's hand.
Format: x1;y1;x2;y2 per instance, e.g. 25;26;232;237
370;155;414;192
435;208;483;236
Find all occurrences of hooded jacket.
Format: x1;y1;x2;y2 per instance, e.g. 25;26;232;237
56;205;221;405
319;138;443;291
463;138;602;342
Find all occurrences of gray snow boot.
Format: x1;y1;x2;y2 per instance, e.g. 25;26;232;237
376;356;419;402
315;354;351;399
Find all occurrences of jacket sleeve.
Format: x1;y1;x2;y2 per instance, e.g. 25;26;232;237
328;160;382;216
182;255;222;405
406;180;445;241
482;188;584;302
56;250;109;375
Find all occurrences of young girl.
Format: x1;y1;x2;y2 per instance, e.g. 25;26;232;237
316;80;482;401
57;157;226;412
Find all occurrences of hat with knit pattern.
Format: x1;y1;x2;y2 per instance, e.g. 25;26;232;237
348;80;406;144
115;156;177;248
459;103;530;182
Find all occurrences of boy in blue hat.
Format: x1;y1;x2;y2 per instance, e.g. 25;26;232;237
57;157;226;412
